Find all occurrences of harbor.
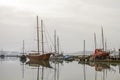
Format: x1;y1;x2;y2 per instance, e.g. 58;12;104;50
0;0;120;80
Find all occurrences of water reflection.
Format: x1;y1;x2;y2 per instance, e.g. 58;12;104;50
25;59;62;80
0;56;19;63
51;60;63;80
26;60;52;68
87;62;110;71
0;57;120;80
26;59;53;80
78;61;120;72
20;58;26;79
78;61;120;80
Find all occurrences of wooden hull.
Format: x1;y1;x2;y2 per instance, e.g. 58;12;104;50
26;53;53;61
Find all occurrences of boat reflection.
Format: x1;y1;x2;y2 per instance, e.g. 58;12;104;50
26;60;52;68
93;62;110;71
20;58;26;79
26;59;53;80
79;61;111;72
20;57;27;64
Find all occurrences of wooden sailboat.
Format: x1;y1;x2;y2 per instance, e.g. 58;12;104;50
27;53;52;61
26;16;53;61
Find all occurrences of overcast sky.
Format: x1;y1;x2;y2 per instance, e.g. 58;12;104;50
0;0;120;53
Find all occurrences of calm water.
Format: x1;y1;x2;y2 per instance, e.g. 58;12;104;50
0;57;120;80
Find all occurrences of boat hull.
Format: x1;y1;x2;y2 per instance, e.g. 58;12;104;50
26;53;53;61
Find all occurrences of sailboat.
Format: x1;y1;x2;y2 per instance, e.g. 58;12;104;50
20;40;27;62
50;30;64;60
26;16;53;61
93;27;110;60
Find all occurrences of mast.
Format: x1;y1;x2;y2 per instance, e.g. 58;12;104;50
83;40;86;80
37;16;40;54
105;40;107;51
101;26;105;80
83;40;85;58
21;39;25;79
22;40;25;55
37;16;40;80
54;30;57;53
101;26;105;50
41;20;44;54
41;19;44;80
94;33;97;80
57;36;59;54
94;32;97;49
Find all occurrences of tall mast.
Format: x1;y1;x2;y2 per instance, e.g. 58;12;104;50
94;33;97;80
101;27;105;80
54;30;57;53
83;40;85;58
37;16;40;80
83;40;86;80
22;40;25;55
101;26;105;50
41;20;44;54
37;16;40;54
105;40;107;51
94;32;97;49
40;19;44;80
57;36;59;54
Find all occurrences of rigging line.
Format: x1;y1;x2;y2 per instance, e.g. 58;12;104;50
44;25;54;48
43;24;53;52
44;24;62;53
44;30;53;52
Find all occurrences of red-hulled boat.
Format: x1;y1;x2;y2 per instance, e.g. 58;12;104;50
93;49;110;58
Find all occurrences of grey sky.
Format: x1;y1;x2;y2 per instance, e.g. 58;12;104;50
0;0;120;53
